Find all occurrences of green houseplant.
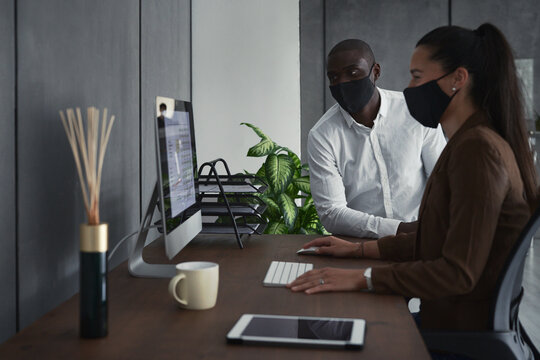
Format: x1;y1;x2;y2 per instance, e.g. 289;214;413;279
241;123;328;235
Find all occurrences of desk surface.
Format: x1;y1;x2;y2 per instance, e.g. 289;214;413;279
0;234;430;359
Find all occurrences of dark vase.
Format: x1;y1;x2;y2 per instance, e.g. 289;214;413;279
79;223;108;338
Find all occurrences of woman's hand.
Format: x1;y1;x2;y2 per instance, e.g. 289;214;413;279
301;236;362;258
287;267;366;294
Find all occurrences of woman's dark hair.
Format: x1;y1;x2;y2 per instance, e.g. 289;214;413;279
417;23;538;211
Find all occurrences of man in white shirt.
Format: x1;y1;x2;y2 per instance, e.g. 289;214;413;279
308;39;446;238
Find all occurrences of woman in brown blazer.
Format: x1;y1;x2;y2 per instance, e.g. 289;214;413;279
288;23;538;332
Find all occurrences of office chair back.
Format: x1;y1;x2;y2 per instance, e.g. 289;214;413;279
421;205;540;359
490;204;540;332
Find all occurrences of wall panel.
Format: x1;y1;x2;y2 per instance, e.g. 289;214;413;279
324;0;447;109
300;0;325;162
141;0;191;231
453;0;540;124
17;0;139;329
0;0;16;344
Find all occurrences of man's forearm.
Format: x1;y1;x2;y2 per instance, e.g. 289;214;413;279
319;206;402;239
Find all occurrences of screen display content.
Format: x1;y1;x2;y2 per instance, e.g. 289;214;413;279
242;317;353;341
156;98;199;234
163;111;196;217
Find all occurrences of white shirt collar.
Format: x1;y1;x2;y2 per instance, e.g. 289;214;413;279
338;87;388;130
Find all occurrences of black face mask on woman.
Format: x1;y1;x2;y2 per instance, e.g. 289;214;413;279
403;71;457;128
330;64;375;114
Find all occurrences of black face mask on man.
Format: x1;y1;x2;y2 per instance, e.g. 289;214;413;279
403;71;458;128
330;64;375;114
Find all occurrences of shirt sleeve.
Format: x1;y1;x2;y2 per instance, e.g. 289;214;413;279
421;125;447;177
371;138;510;299
307;130;401;238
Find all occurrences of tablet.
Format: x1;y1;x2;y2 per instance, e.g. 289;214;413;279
226;314;365;350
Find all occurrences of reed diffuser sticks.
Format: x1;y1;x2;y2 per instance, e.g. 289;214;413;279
60;107;115;225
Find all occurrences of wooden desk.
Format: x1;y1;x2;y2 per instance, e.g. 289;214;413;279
0;235;430;359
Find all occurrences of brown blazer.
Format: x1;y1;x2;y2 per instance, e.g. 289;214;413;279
372;112;531;331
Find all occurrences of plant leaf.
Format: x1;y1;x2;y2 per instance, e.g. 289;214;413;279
278;193;298;229
265;154;295;194
265;220;288;234
247;139;276;157
302;195;314;211
318;222;331;235
241;122;270;140
284;147;301;169
259;194;281;220
252;164;267;185
293;176;311;194
301;206;320;230
300;227;320;235
285;182;299;199
255;164;266;178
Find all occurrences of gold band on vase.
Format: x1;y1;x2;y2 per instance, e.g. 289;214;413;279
80;223;108;253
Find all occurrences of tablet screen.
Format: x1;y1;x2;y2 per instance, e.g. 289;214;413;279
242;317;353;341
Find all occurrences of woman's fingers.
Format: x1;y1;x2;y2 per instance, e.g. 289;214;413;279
287;268;335;294
288;269;320;289
287;268;365;294
303;237;332;249
290;278;323;292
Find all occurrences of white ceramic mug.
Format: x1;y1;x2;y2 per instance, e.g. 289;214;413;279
168;261;219;310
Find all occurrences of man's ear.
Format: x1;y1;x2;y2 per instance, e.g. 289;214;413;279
372;63;381;82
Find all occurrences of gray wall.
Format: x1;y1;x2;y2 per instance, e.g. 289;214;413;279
0;0;16;345
452;0;540;121
300;0;448;162
300;0;325;166
300;0;540;162
1;0;191;343
17;0;139;330
141;0;191;216
324;0;448;107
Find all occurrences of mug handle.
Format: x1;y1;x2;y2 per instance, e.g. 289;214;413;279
168;273;188;306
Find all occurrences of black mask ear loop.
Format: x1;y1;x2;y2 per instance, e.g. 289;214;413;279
367;63;375;79
435;69;459;99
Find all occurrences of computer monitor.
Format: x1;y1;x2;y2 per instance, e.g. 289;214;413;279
128;96;201;278
155;96;202;259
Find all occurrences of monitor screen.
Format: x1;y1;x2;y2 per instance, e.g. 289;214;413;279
156;97;200;236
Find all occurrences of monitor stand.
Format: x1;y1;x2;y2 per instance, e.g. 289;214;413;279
128;183;176;278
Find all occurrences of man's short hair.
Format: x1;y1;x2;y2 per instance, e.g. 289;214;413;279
328;39;375;65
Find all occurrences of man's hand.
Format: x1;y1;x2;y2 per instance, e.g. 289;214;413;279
396;221;418;234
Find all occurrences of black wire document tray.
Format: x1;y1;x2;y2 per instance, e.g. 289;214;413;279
197;158;269;248
200;202;267;216
199;175;267;194
201;222;267;235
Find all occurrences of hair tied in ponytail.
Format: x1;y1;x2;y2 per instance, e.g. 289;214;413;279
416;23;539;210
474;26;485;37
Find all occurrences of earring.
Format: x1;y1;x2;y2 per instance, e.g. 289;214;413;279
452;87;456;92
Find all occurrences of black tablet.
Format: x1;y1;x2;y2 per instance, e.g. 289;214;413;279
226;314;365;350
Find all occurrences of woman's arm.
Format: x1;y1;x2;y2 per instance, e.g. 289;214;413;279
372;138;511;299
300;236;382;259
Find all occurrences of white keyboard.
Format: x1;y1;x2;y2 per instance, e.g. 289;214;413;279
263;261;314;287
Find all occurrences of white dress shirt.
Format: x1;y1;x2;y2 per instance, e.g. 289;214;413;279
308;88;446;238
